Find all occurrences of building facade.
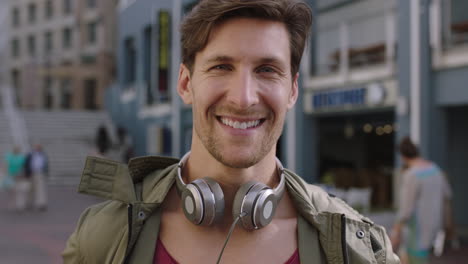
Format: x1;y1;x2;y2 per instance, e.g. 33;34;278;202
7;0;118;110
107;0;468;235
299;0;468;236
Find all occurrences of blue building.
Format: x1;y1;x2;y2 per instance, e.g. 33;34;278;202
107;0;196;159
108;0;468;235
301;0;468;237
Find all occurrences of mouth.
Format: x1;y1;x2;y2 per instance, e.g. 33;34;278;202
217;116;265;130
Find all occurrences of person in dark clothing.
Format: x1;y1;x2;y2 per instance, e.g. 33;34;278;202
95;125;112;155
23;144;49;211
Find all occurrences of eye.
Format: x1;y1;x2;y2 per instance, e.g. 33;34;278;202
210;64;231;71
256;66;277;74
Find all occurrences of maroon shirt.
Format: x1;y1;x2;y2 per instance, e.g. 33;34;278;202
153;238;300;264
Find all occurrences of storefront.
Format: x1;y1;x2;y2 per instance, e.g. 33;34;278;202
304;79;397;209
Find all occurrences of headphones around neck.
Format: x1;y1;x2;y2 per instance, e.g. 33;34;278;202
175;152;286;230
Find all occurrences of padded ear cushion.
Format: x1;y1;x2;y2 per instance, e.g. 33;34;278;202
190;178;220;226
203;177;225;225
233;182;269;230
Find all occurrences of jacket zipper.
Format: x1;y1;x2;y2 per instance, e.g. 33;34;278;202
123;204;133;264
341;214;349;264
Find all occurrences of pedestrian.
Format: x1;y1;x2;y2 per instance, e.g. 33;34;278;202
391;136;453;264
0;146;25;209
24;144;49;211
63;1;399;263
95;125;112;156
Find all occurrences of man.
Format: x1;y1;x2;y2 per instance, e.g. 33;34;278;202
24;143;49;211
391;137;452;264
63;0;399;263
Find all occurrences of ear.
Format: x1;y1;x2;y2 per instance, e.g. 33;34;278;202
177;63;193;105
287;73;299;109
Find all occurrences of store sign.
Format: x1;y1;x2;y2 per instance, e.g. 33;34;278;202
313;88;366;109
308;83;388;113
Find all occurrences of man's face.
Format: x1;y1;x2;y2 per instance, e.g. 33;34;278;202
178;18;298;168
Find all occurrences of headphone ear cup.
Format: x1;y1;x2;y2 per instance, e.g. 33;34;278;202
251;188;277;229
180;181;205;225
233;182;269;230
203;177;225;225
232;181;256;219
181;178;224;226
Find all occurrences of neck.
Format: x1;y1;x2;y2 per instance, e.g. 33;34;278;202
180;148;281;222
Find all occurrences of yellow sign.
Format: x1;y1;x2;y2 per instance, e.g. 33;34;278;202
159;11;170;69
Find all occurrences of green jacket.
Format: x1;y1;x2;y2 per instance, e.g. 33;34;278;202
62;156;399;264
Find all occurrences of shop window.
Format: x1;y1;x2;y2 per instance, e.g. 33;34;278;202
28;3;36;23
446;0;468;46
84;79;97;110
63;27;72;49
12;7;20;27
28;35;36;57
124;37;136;85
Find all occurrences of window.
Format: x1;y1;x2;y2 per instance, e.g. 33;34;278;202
12;8;20;27
147;125;172;155
87;21;97;44
43;77;53;109
157;11;171;102
45;0;54;19
60;78;72;109
45;31;53;54
11;38;20;58
87;0;97;8
84;79;97;110
63;0;72;14
143;26;154;105
27;35;36;57
62;27;72;49
124;37;136;85
28;3;36;23
11;69;21;106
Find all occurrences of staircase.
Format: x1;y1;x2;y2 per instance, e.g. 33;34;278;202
21;111;118;185
0;112;13;162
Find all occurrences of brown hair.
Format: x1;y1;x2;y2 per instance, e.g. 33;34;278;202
399;136;420;159
180;0;313;76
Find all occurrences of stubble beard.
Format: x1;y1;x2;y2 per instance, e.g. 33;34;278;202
194;109;285;169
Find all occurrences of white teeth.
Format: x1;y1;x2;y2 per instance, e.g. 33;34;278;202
220;118;260;130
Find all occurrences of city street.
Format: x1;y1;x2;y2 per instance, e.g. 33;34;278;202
0;184;102;264
0;184;466;264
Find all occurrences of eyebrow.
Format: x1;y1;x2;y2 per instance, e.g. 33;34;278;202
203;55;287;68
203;55;235;66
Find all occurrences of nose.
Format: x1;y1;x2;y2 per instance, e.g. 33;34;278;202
225;70;259;109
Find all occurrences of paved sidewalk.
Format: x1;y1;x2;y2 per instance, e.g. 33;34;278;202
0;184;467;263
0;184;102;264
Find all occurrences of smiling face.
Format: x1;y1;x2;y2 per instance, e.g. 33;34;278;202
178;18;298;168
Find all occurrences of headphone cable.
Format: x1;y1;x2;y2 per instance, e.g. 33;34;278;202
216;211;247;264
